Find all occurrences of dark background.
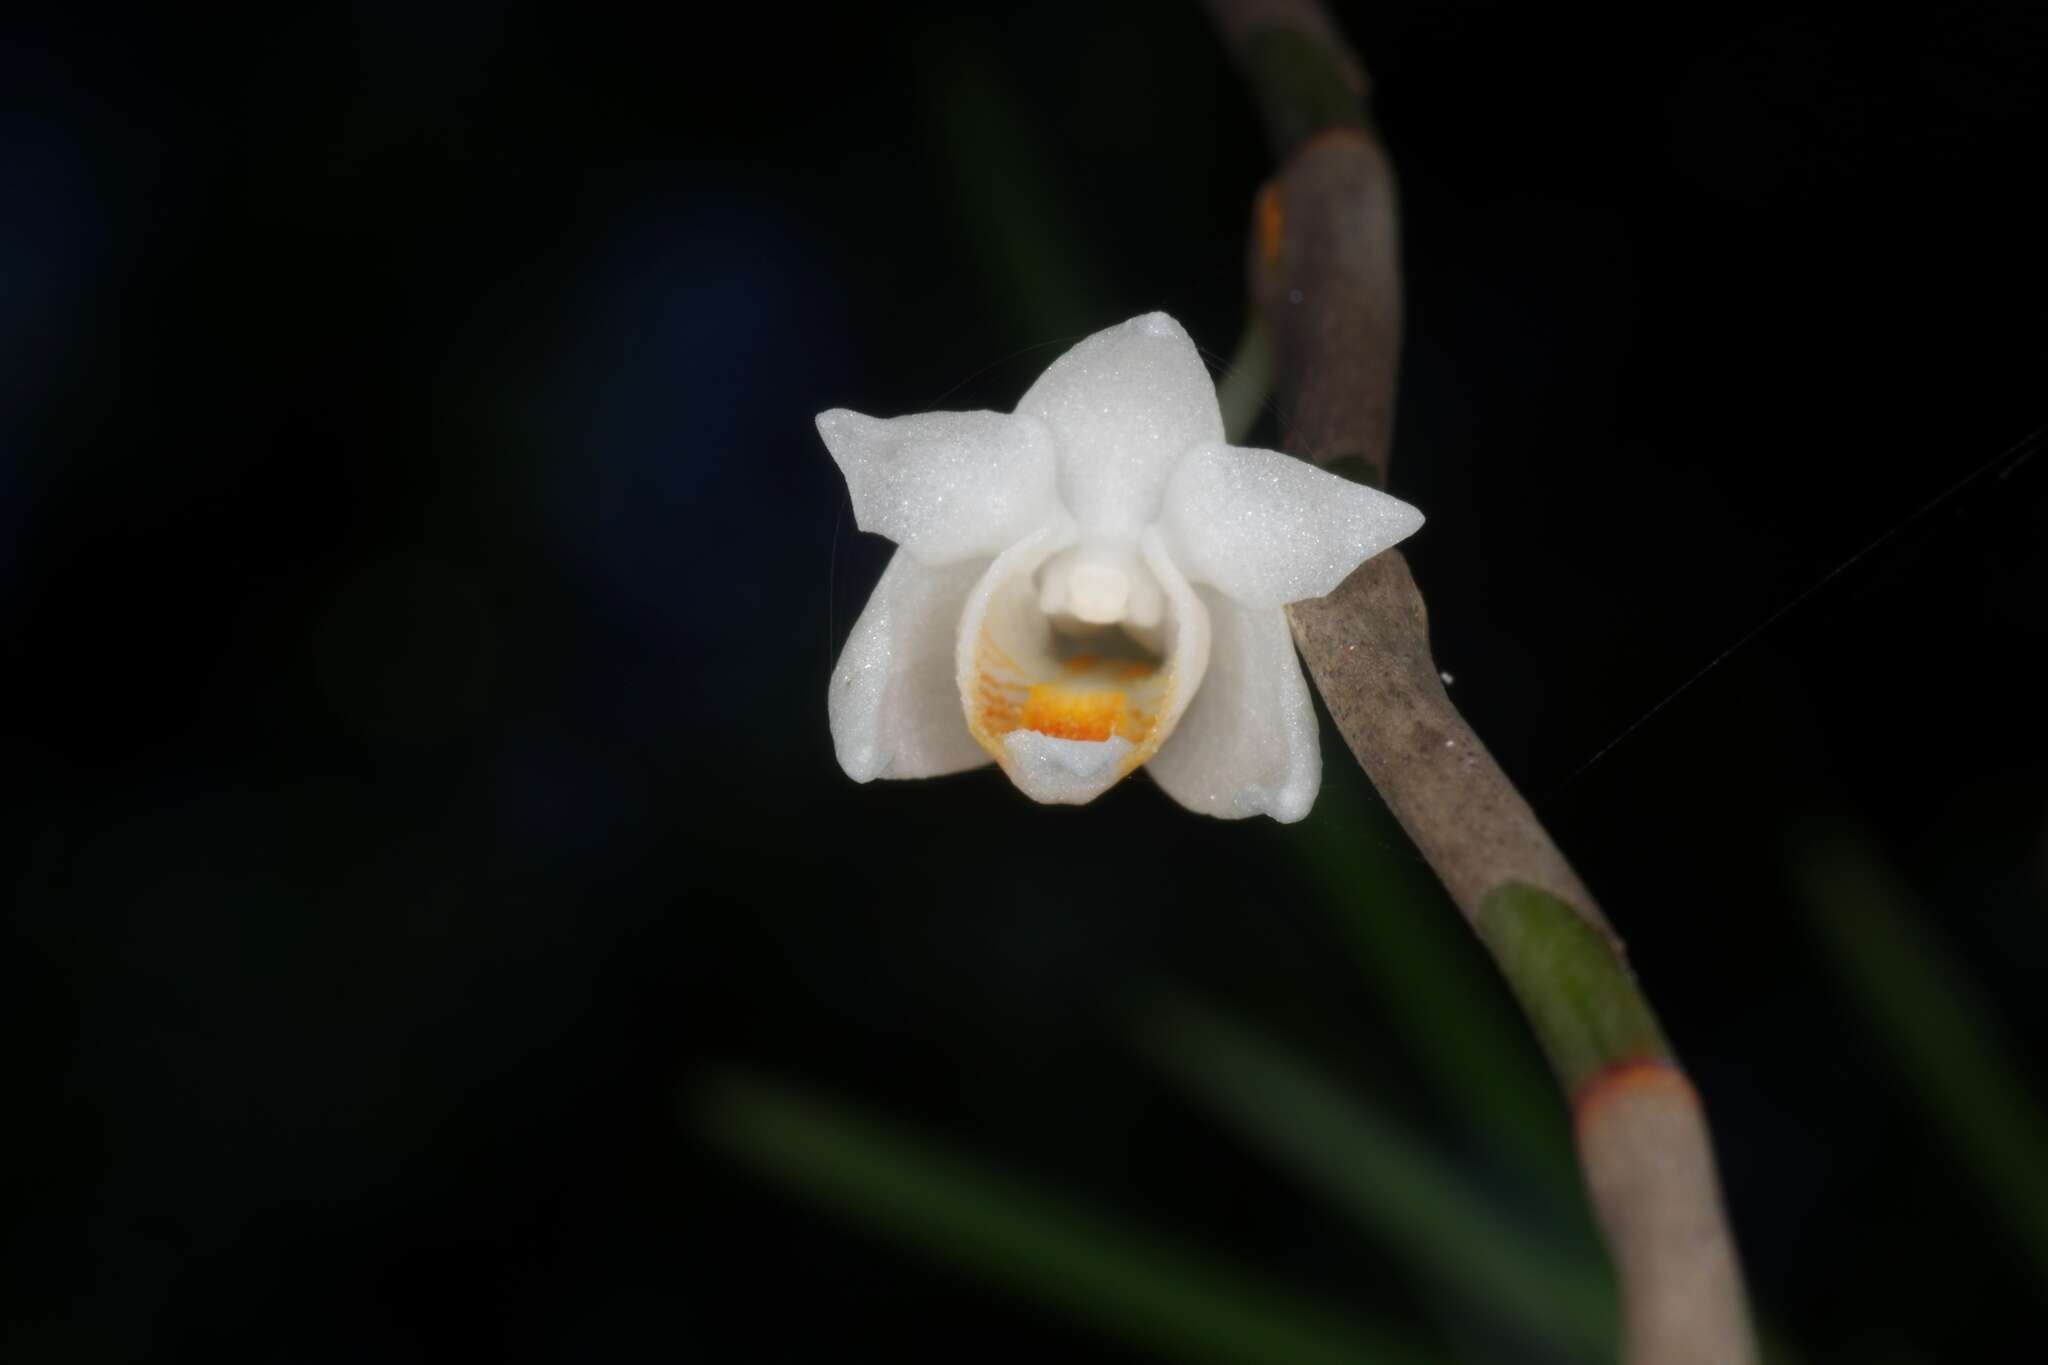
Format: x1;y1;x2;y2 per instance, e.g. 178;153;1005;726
6;2;2045;1360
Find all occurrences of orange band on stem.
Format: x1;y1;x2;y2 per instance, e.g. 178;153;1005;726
1572;1056;1692;1134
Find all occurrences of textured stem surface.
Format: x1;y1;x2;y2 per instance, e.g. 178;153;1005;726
1203;3;1757;1361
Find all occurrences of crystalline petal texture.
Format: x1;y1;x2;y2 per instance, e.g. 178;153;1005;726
1163;443;1425;608
1017;313;1224;533
815;408;1059;565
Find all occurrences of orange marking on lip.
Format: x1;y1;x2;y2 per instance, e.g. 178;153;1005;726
1020;684;1128;742
976;630;1024;677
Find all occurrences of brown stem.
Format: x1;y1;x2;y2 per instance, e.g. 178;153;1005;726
1203;3;1758;1361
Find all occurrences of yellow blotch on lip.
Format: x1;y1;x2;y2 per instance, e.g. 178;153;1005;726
961;543;1184;790
1009;654;1161;745
1020;684;1126;742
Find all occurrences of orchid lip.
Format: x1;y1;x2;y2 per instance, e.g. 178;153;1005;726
956;526;1210;805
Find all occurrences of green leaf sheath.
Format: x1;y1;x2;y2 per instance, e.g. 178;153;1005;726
1474;884;1670;1095
1294;774;1574;1180
1241;26;1365;154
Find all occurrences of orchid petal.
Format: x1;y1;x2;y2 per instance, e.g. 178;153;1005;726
829;548;993;782
1146;593;1320;822
1162;443;1424;608
816;408;1059;566
1016;313;1224;535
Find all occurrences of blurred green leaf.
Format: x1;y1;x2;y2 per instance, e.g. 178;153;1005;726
1137;994;1617;1363
1220;318;1275;444
916;25;1115;342
698;1073;1445;1365
1797;821;2048;1286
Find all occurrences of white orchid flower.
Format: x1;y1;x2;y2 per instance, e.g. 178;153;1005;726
818;312;1422;822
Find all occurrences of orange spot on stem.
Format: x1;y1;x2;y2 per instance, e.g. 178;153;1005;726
1256;183;1285;269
